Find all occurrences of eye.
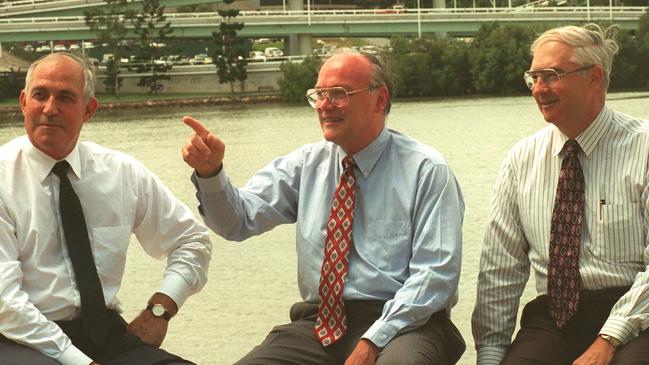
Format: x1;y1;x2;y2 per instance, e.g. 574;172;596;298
329;89;346;99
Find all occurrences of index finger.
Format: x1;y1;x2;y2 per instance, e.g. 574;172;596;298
183;116;210;139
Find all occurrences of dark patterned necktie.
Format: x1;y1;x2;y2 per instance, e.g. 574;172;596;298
52;161;110;345
547;140;584;329
314;155;356;347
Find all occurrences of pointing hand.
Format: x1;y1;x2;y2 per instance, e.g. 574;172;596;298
182;116;226;177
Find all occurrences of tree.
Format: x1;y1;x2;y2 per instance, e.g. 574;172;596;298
211;0;248;93
470;23;539;94
85;0;134;98
278;56;322;103
131;0;174;94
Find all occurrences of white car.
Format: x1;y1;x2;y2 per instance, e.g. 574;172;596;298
53;44;66;52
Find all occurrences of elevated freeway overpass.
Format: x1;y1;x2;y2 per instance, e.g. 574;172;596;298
0;7;646;53
0;0;226;18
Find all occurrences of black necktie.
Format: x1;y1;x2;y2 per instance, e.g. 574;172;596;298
52;161;109;345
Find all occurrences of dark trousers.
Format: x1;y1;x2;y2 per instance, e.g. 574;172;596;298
235;300;465;365
0;310;193;365
502;287;649;365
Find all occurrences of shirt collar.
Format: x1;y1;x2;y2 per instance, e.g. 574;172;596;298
551;105;612;158
338;127;390;179
23;141;82;183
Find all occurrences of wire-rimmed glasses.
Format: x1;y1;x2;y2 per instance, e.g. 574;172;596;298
305;86;376;108
523;64;594;90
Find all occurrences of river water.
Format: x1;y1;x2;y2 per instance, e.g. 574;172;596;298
1;91;648;364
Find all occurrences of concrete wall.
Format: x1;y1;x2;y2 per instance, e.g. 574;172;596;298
96;62;283;94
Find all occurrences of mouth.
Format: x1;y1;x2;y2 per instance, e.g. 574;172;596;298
538;99;559;108
36;120;64;129
320;116;343;124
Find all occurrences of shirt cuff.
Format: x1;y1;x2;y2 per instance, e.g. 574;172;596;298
56;343;93;365
600;317;640;345
192;169;228;194
157;273;191;309
476;346;507;365
361;319;399;348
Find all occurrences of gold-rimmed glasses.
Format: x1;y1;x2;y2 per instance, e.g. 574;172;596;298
305;86;376;108
523;65;594;90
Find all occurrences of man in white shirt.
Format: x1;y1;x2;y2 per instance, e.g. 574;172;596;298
0;52;212;365
472;24;649;365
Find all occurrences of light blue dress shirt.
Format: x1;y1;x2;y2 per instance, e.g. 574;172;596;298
192;127;464;347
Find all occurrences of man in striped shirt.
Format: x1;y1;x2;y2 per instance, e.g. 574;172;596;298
472;24;649;365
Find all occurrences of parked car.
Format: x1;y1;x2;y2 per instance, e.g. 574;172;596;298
83;41;95;49
69;43;80;51
264;47;283;58
23;44;34;52
249;51;266;61
36;45;51;52
190;53;213;65
53;44;66;52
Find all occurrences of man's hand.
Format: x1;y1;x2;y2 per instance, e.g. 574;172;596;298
182;116;226;178
127;293;178;348
127;309;169;348
573;336;616;365
344;339;380;365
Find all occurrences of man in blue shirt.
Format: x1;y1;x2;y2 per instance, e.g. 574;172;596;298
181;51;465;365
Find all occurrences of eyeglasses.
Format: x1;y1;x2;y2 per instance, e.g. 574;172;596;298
305;86;376;109
523;64;593;90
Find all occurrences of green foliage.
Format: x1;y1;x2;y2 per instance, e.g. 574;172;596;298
211;0;248;93
131;0;174;94
84;0;134;98
278;56;322;103
610;30;646;89
391;36;473;97
102;59;123;95
470;23;538;94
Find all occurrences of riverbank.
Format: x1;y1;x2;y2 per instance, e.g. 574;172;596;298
0;94;283;114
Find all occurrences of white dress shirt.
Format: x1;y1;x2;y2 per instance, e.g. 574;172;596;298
0;136;212;365
472;105;649;364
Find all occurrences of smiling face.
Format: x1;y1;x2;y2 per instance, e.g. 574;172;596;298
315;53;388;154
20;55;98;160
530;41;604;138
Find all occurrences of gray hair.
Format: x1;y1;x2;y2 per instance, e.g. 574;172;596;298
326;49;394;115
24;52;96;103
531;23;619;90
360;51;394;115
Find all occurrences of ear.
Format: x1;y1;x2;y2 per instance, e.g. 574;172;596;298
84;97;99;123
374;86;389;114
590;65;605;88
19;90;26;112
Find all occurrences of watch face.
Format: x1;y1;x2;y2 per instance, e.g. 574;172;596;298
152;304;165;317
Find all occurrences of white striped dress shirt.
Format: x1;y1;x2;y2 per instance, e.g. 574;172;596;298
472;105;649;364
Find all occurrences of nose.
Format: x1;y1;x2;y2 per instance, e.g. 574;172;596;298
316;95;336;111
42;96;58;115
531;77;550;96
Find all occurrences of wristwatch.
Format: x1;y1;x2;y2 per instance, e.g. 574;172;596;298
599;334;622;348
146;303;173;321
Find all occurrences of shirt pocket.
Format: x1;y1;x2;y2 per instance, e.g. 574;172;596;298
91;226;131;287
365;219;412;270
593;203;644;263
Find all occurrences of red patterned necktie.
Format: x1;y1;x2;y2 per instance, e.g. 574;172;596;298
314;155;356;346
548;140;584;329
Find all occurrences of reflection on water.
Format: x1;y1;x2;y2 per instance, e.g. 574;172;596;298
1;92;648;364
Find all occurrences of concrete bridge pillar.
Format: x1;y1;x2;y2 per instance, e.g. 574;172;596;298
285;0;313;56
432;0;447;38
